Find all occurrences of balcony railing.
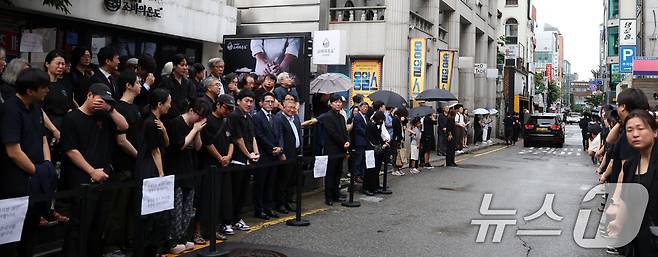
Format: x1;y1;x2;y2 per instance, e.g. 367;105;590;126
409;11;434;35
438;25;448;42
330;6;386;23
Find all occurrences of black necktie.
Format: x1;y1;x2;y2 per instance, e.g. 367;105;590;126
267;113;272;124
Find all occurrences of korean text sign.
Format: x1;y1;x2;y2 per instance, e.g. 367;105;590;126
409;38;426;98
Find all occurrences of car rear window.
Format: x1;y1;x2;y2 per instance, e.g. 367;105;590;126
531;117;557;125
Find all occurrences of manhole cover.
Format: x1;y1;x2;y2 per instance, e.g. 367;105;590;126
230;248;288;257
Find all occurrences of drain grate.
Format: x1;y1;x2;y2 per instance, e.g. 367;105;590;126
230;248;288;257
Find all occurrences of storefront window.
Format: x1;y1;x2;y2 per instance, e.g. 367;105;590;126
607;26;619;57
608;0;619;19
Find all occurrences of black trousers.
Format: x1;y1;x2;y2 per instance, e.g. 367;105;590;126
276;162;295;207
230;166;250;223
0;201;40;257
104;169;134;253
325;158;343;201
446;139;457;166
364;152;382;191
62;186;111;257
253;159;276;213
197;167;233;228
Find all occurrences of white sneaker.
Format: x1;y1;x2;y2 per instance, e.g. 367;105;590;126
392;170;405;176
487;140;493;143
170;244;186;254
223;225;235;235
456;150;464;154
234;219;251;231
185;242;195;250
410;168;420;174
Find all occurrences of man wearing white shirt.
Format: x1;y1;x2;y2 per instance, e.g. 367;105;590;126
454;104;466;152
274;99;303;213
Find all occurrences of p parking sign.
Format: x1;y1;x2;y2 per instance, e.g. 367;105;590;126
620;45;636;73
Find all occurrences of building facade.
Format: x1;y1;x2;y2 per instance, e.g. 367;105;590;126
0;0;237;69
498;0;536;115
571;81;592;106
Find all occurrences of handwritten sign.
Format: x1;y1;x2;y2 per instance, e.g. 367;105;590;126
19;33;43;53
0;196;29;244
365;150;376;169
141;175;175;215
313;156;328;178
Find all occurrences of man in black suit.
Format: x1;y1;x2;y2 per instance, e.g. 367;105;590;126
274;97;302;213
321;95;350;206
352;102;369;183
252;92;281;219
90;47;121;99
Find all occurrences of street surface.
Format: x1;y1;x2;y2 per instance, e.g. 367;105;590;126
233;125;610;257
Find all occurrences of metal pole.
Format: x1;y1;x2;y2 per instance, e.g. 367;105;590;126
286;155;311;226
379;148;392;195
198;165;229;257
342;151;361;207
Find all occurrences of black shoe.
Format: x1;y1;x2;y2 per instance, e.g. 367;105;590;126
325;200;333;206
254;212;270;220
284;203;295;212
275;206;289;214
264;210;279;218
361;190;375;196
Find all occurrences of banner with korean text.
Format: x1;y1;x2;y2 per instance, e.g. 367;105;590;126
351;59;382;103
409;38;426;98
439;50;455;90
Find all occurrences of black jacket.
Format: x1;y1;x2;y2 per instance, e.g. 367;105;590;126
366;122;384;151
275;112;302;159
253;110;281;159
321;110;349;155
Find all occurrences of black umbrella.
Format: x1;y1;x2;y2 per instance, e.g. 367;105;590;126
367;90;408;109
415;88;457;101
409;106;435;118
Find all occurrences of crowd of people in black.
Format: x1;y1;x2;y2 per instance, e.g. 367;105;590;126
0;46;305;257
580;88;658;257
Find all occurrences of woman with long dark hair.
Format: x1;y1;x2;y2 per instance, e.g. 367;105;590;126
446;109;458;167
363;111;388;195
618;110;658;257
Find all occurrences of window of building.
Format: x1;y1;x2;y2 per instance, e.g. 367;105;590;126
505;18;518;44
607;26;619;57
506;0;518;6
608;0;619;19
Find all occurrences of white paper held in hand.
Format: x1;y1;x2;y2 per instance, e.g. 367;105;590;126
0;196;29;244
314;155;328;178
141;175;175;215
365;150;376;169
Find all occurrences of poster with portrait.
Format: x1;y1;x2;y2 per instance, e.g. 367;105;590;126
223;33;311;102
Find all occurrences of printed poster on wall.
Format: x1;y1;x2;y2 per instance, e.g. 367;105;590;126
351;59;382;103
438;50;455;90
409;38;426;98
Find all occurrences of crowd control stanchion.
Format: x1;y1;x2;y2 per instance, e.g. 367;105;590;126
379;148;393;195
198;165;229;257
286;156;310;227
342;151;361;208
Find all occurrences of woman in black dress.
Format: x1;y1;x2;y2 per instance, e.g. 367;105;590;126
363;112;388;195
134;88;171;257
445;109;458;167
618;110;658;257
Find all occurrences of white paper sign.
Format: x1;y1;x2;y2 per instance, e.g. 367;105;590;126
141;175;175;215
313;156;328;178
365;150;376;169
19;33;43;53
474;63;487;74
0;196;29;244
91;37;107;65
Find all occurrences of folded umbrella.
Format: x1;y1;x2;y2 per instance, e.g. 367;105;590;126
310;73;353;94
409;106;435;118
415;88;457;101
367;90;409;109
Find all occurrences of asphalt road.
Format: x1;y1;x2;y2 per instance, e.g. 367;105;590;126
234;125;610;257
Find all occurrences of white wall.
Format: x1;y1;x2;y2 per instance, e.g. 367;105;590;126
10;0;236;43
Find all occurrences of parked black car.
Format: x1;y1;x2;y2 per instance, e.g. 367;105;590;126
523;113;565;148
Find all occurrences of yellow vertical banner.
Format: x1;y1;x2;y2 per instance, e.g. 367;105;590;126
351;59;382;103
438;50;455;90
409;38;426;98
514;95;520;113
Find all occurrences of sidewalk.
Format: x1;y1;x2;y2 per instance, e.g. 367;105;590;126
173;139;507;257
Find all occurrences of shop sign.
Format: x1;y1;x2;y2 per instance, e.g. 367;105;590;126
104;0;164;18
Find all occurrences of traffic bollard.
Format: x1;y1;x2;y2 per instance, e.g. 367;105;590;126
287;157;310;226
198;165;229;257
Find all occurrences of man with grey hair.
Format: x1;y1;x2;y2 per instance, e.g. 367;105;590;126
1;58;30;103
207;57;227;94
274;72;298;102
202;77;222;104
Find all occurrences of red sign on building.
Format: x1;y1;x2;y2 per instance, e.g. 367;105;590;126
545;64;553;81
0;30;20;56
